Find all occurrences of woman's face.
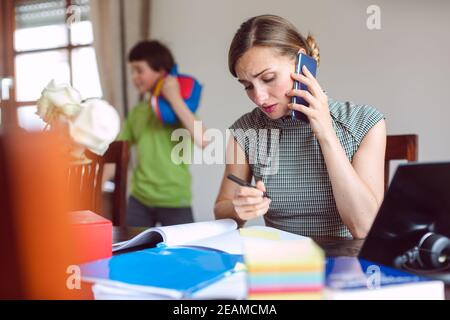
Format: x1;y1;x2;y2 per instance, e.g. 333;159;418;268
235;46;297;120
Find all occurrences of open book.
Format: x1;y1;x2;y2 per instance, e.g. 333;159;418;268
112;218;243;254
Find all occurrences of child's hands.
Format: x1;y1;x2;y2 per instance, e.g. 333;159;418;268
232;181;271;221
161;75;182;105
286;65;334;142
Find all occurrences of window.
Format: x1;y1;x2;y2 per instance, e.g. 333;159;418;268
14;0;102;130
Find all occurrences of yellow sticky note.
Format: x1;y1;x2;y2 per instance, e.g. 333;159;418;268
240;228;281;240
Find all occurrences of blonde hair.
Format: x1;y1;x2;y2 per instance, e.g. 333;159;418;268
228;15;320;77
306;34;320;66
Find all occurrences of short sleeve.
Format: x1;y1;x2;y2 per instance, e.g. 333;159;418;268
330;101;385;145
116;116;135;144
351;104;385;144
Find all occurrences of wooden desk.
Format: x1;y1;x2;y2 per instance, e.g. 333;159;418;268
112;227;449;299
113;227;365;257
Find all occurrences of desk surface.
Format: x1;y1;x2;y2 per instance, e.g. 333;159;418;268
113;227;365;257
112;227;450;299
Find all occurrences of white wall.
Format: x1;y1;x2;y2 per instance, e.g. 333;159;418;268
148;0;450;222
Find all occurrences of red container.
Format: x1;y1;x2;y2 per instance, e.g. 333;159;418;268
70;210;112;265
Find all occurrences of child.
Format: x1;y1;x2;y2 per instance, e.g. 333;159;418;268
118;40;208;227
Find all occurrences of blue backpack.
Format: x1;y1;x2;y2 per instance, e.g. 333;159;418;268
150;65;202;124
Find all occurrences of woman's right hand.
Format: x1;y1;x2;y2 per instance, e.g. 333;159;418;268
232;181;271;221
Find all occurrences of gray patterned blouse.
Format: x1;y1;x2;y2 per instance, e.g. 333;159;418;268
229;98;385;238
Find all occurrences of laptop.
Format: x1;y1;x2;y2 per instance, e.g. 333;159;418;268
359;162;450;274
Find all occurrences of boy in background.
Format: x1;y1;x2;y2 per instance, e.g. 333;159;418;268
118;40;208;227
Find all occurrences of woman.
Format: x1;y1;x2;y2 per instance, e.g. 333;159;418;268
214;15;386;239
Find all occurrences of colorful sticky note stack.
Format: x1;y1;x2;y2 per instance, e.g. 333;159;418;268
241;232;325;300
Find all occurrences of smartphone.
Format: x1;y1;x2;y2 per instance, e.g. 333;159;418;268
291;53;318;122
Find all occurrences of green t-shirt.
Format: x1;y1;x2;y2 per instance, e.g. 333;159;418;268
118;101;192;208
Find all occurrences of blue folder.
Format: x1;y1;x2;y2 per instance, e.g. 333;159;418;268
81;245;243;298
325;256;443;292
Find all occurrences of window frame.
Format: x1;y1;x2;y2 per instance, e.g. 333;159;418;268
0;0;18;126
15;0;96;107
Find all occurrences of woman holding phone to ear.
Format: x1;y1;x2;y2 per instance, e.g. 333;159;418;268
214;15;386;239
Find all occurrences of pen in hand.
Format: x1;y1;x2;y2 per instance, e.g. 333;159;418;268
227;174;271;199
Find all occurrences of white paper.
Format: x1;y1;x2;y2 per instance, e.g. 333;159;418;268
112;219;238;252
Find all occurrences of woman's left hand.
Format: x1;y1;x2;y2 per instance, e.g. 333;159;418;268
286;65;335;141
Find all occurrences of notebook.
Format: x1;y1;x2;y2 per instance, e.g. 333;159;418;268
81;245;244;299
325;257;444;299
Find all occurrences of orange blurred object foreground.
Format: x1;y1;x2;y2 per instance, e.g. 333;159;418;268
0;129;99;299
